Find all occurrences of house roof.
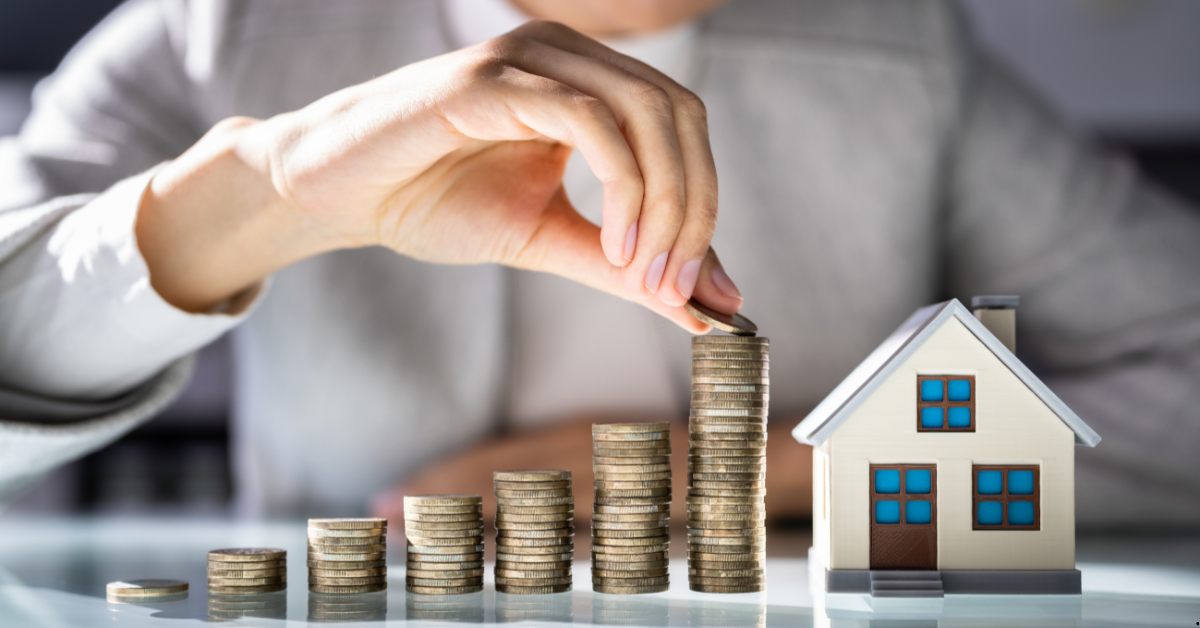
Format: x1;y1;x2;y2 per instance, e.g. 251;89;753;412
791;299;1101;447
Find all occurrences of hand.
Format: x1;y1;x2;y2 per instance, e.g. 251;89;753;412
138;21;743;329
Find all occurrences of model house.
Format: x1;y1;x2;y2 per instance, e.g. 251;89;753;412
793;297;1100;597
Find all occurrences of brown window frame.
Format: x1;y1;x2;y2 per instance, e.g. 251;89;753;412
916;375;976;432
972;464;1040;530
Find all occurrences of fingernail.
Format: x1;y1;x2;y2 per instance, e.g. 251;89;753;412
712;266;743;299
676;259;702;300
644;252;668;293
623;222;638;262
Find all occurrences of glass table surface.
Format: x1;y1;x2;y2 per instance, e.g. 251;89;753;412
0;518;1196;627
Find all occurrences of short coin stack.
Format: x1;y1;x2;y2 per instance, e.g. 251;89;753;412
688;335;769;593
106;579;189;604
591;422;672;594
208;548;287;594
307;518;387;594
404;495;485;594
494;469;574;594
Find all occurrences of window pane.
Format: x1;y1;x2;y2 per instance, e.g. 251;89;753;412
875;500;901;524
906;500;932;524
977;501;1003;525
948;379;971;401
920;407;944;429
1008;470;1035;495
948;407;971;428
875;470;901;494
1008;501;1035;525
977;470;1003;495
905;469;931;494
920;380;944;401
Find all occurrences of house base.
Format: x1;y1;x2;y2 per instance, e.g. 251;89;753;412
825;568;1082;596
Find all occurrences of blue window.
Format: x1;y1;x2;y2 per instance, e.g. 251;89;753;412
875;469;900;494
948;379;971;401
905;470;931;494
920;380;944;401
977;501;1003;525
977;470;1003;495
1009;502;1036;526
974;465;1040;529
876;500;901;524
918;376;975;431
906;500;932;524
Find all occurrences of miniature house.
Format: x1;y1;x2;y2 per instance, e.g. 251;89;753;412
793;297;1100;597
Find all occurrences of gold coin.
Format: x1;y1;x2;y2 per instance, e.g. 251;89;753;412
494;567;571;578
308;559;386;570
309;576;386;586
495;536;575;548
494;488;572;499
494;480;570;491
406;585;484;595
594;487;670;497
207;575;286;586
595;480;673;493
684;299;758;335
403;520;485;531
308;584;387;594
106;579;188;596
404;528;483;539
405;504;484;515
594;496;673;506
403;512;483;523
690;421;767;432
687;511;766;521
406;568;484;579
308;542;388;553
688;575;764;585
307;551;386;562
592;423;670;433
310;568;387;577
593;447;672;457
592;583;669;594
308;535;388;546
208;584;287;594
591;520;668;531
494;576;572;587
497;527;573;539
593;471;672;481
590;533;670;545
307;517;387;530
403;495;482;506
493;470;571;482
208;559;286;571
495;496;575;507
689;465;765;474
592;432;669;442
494;583;572;594
689;479;767;489
688;550;766;561
591;512;670;523
405;560;483;571
591;567;669;578
207;568;286;578
691;376;770;386
592;462;671;473
591;439;670;450
495;504;573;515
207;548;286;563
686;558;764;570
494;543;574;555
592;504;670;514
495;552;573;563
593;456;671;467
496;512;573;523
406;540;484;551
406;553;483;564
592;575;671;587
406;577;484;587
495;520;572;532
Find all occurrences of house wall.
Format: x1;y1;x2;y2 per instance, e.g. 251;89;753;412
812;443;832;567
827;317;1076;571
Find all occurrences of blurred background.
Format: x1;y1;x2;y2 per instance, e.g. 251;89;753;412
1;0;1198;517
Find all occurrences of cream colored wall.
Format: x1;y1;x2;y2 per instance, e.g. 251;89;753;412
827;317;1076;571
812;444;832;567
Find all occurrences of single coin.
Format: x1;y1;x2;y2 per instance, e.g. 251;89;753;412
690;421;767;432
493;470;571;482
208;584;287;594
688;551;766;561
591;567;669;579
687;456;765;465
308;542;388;553
592;528;668;539
687;501;765;512
687;487;766;498
591;511;671;523
403;495;482;506
308;535;388;546
308;559;386;570
687;511;766;521
593;471;672;481
406;577;484;588
689;444;766;453
208;559;286;571
307;528;387;540
208;548;286;563
689;415;769;425
689;471;765;481
689;583;763;593
308;584;387;594
593;462;671;473
688;520;766;531
687;526;764;537
495;552;574;563
494;480;570;491
406;540;484;552
406;584;484;595
593;447;672;457
689;465;765;475
689;479;767;490
495;536;575;547
405;504;483;515
496;504;574;515
690;358;768;369
311;568;387;578
592;423;670;433
404;528;482;540
592;575;670;587
687;542;765;554
308;517;388;530
403;512;483;523
590;534;669;546
494;567;571;579
494;488;572;499
310;576;387;586
406;568;484;579
592;456;671;467
405;560;484;571
404;536;484;547
406;552;483;564
592;432;669;442
207;567;286;578
691;392;769;403
691;376;770;385
307;551;386;562
495;520;572;532
690;407;768;418
686;560;764;572
495;496;575;507
494;583;572;594
684;299;758;335
106;579;188;596
591;553;669;565
691;368;770;379
492;542;573;555
592;504;670;514
594;487;671;497
591;439;670;450
496;512;574;524
498;527;573;539
495;576;572;586
403;520;485;531
591;520;669;531
593;583;669;594
595;496;673;507
689;432;767;443
207;576;286;586
688;575;765;585
591;543;670;556
692;335;768;345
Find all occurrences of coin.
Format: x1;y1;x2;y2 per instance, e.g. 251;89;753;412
593;471;671;481
208;548;286;563
595;496;672;506
494;583;572;594
308;517;388;530
403;495;482;506
493;470;571;482
590;534;669;546
495;520;572;532
593;462;672;473
496;504;574;515
495;552;574;563
406;577;484;587
495;575;573;586
684;299;758;335
405;560;484;570
687;511;766;522
592;511;671;522
499;528;574;539
592;423;670;433
495;488;572;499
496;513;574;524
308;535;389;546
208;583;287;594
405;542;484;553
493;543;573;555
309;584;387;594
495;496;575;506
107;579;188;596
406;568;484;579
591;567;669;579
495;536;575;547
208;576;286;586
593;583;669;594
494;480;570;490
591;520;669;531
405;504;483;515
494;567;571;579
403;512;483;523
594;487;670;497
591;543;670;555
593;447;672;457
308;542;388;553
404;536;484;547
308;559;386;570
307;551;386;562
310;568;387;577
309;576;387;586
403;520;485;531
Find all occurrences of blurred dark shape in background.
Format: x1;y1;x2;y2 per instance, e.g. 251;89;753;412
1;0;1198;516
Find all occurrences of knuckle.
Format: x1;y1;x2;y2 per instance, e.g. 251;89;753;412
634;83;673;117
677;90;708;122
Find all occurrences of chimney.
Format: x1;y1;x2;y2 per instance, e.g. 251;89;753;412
971;295;1019;354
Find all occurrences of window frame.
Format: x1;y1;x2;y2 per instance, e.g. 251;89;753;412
869;464;937;527
972;464;1041;530
916;374;976;433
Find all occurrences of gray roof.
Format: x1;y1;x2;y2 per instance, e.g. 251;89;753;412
791;299;1101;447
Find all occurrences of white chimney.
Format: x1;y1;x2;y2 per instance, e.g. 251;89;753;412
971;295;1019;354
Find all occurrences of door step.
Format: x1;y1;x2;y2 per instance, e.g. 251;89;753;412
869;570;944;598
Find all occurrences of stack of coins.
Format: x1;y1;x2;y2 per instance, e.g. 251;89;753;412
591;422;672;594
404;495;485;594
308;592;387;622
207;592;286;621
106;579;189;604
208;548;287;594
688;334;769;593
307;518;387;594
493;470;574;594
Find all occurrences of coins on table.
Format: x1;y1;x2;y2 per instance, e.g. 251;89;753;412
494;470;574;594
308;518;386;594
688;334;768;593
404;495;483;595
207;548;287;594
106;579;189;603
591;422;671;595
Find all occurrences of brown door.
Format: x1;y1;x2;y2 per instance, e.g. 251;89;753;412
869;464;937;569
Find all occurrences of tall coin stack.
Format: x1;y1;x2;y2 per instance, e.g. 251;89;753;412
404;495;485;594
208;548;287;594
493;470;574;594
307;518;387;594
688;335;769;593
591;422;672;594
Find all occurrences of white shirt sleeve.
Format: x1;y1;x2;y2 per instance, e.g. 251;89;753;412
0;164;263;401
